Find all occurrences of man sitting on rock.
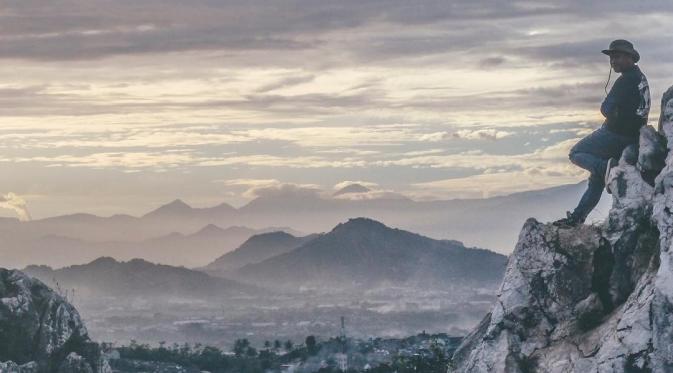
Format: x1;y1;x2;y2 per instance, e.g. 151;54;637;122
555;39;650;227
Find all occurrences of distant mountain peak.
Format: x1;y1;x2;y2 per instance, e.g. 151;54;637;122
226;231;300;255
165;199;191;210
332;217;389;233
23;256;255;299
204;230;309;272
235;217;507;289
23;264;53;272
88;256;118;266
196;224;226;235
334;183;371;196
87;257;155;269
127;258;152;266
43;213;99;222
212;201;237;211
254;231;295;239
144;199;193;217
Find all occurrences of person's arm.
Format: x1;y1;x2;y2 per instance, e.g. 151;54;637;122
601;76;627;118
601;76;638;121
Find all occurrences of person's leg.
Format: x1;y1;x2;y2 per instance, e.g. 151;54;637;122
571;172;604;222
569;152;608;179
570;126;635;162
566;126;635;223
568;127;616;176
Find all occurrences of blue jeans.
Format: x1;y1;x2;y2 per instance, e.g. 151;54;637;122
569;125;636;221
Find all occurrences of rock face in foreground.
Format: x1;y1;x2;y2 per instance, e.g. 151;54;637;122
0;269;106;372
451;88;673;372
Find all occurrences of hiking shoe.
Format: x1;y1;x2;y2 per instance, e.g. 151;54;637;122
552;211;583;228
604;158;618;194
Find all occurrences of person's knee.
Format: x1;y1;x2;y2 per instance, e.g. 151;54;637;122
569;147;579;164
588;171;605;187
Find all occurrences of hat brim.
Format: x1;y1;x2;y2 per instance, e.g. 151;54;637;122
601;49;640;62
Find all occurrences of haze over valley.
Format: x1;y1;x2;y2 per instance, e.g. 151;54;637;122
0;182;609;270
0;181;613;354
19;213;508;349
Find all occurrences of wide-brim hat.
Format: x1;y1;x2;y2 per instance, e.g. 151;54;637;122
602;39;640;63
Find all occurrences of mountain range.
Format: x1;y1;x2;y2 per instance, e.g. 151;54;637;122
203;231;318;273
0;182;609;268
225;218;508;290
23;257;255;299
0;223;298;269
21;217;506;296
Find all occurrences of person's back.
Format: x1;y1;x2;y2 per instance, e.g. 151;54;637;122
602;64;650;138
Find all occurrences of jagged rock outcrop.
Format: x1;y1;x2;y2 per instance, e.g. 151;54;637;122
57;353;100;373
451;88;673;372
0;361;39;373
0;269;107;373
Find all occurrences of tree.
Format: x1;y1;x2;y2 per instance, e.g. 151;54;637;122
259;349;274;370
199;346;227;371
233;339;250;357
246;347;258;357
264;340;271;350
274;340;282;350
305;335;318;355
178;343;191;358
284;340;293;351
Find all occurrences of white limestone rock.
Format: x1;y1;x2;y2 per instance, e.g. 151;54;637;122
0;361;38;373
57;353;94;373
650;85;673;372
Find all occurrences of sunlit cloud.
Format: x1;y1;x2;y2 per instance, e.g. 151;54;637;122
242;182;323;200
333;189;408;201
408;139;585;198
419;129;514;142
454;129;515;141
332;180;409;200
0;193;32;221
12;152;197;169
231;126;413;147
410;166;582;199
215;178;282;188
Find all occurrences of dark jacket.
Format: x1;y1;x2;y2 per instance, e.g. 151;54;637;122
601;65;650;138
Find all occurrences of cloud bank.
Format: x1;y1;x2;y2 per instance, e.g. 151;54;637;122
2;1;672;217
0;193;32;221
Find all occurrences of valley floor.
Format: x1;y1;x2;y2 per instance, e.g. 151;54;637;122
76;287;493;349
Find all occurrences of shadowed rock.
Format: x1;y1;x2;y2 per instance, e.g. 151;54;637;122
0;269;108;372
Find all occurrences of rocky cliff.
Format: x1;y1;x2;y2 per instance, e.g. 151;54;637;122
451;87;673;373
0;269;107;373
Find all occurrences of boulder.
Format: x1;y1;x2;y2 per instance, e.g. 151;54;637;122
0;361;39;373
0;269;106;372
57;353;93;373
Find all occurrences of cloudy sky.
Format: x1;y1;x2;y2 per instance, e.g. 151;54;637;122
1;0;673;219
